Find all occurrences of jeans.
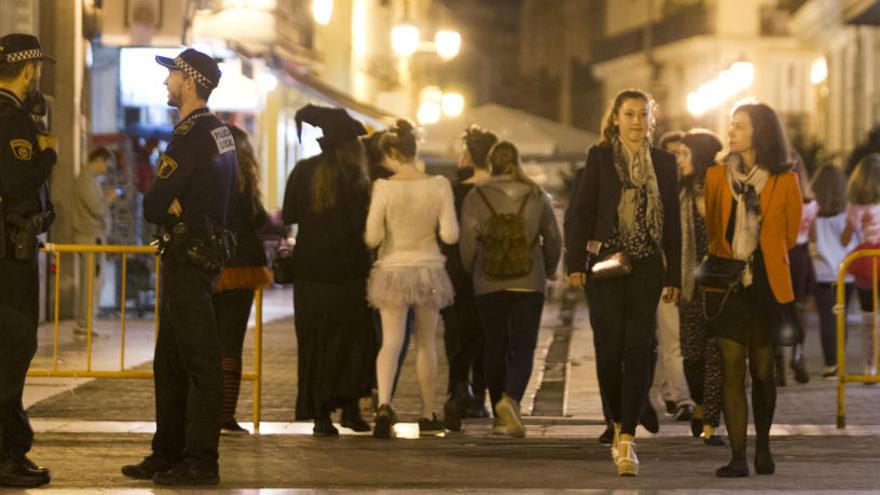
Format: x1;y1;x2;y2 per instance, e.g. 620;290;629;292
476;290;545;407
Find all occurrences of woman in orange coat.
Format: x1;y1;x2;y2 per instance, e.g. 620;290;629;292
703;103;801;478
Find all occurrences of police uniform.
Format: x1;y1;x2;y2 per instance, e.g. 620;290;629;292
126;49;237;485
0;34;55;488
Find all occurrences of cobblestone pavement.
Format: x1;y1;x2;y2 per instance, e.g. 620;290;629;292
18;297;880;492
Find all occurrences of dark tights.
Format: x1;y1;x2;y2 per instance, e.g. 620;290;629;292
719;338;776;464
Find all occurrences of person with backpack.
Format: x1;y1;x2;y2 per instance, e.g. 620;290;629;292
565;89;681;476
459;141;561;439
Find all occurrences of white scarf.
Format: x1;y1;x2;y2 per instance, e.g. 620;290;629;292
725;154;769;286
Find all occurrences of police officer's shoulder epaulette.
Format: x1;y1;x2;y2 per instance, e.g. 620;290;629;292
174;119;195;135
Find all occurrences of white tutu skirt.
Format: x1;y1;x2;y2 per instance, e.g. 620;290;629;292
367;266;455;310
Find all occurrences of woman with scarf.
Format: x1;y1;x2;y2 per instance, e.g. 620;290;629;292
704;102;801;477
674;129;725;446
566;89;681;476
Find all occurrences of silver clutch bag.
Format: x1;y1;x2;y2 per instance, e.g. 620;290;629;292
590;251;632;280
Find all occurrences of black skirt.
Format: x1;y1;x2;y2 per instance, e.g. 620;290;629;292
705;250;783;348
293;277;377;420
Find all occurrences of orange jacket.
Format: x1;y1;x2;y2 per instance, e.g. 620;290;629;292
704;164;802;304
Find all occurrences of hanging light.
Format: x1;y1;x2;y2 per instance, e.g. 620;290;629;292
312;0;333;25
441;92;465;117
811;57;828;85
434;30;461;60
417;101;442;124
392;22;420;56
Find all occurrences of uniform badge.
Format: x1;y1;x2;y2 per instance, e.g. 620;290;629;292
174;120;194;135
157;154;178;179
9;139;32;160
211;127;236;154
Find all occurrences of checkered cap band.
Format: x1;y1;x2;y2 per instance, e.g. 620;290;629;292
175;56;215;89
5;49;42;63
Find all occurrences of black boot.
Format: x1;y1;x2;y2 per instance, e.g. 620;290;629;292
790;343;810;384
774;350;787;387
341;400;370;432
0;457;50;488
752;377;777;475
313;415;339;437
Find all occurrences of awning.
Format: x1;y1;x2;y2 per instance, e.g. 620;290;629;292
843;0;880;24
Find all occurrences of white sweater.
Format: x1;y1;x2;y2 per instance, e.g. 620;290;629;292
365;176;459;269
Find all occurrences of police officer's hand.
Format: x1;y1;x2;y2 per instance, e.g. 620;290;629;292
167;198;182;216
37;133;57;152
567;272;587;288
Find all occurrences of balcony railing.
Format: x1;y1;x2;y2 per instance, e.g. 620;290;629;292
591;5;715;64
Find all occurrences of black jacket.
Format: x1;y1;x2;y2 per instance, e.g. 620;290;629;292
143;108;238;231
225;191;268;267
565;144;681;288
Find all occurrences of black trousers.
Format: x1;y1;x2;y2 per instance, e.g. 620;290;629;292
815;282;853;367
151;254;223;467
0;256;38;460
587;254;664;436
442;288;486;396
476;290;545;407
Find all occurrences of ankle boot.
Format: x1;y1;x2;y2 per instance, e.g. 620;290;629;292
790;343;809;383
341;400;370;432
751;377;777;474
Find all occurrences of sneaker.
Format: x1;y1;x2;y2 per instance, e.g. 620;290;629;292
492;416;512;435
121;455;175;480
418;414;445;434
220;419;249;435
152;460;219;486
373;404;396;439
822;366;838;379
494;394;525;438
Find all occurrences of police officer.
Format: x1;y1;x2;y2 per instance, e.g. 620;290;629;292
121;48;237;486
0;33;55;489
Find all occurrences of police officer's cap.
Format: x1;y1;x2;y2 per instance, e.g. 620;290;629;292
155;48;221;90
0;33;55;65
295;104;367;151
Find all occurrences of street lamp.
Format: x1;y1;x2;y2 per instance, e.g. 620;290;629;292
312;0;333;26
811;57;828;85
435;30;461;60
441;92;464;117
392;22;420;57
417;101;442;124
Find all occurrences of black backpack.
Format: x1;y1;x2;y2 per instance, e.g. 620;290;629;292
476;187;538;280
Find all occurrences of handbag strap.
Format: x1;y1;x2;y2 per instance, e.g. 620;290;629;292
703;283;738;322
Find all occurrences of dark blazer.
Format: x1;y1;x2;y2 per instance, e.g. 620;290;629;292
565;144;681;288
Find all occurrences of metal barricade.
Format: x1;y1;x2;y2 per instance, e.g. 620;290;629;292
835;249;880;428
27;243;264;432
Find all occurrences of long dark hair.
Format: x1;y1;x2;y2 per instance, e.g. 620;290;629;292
811;164;847;216
599;89;657;147
847;153;880;206
228;125;263;216
312;139;369;213
680;129;722;192
731;102;791;175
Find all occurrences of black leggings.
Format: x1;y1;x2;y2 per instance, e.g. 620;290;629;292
587;254;664;436
815;283;852;367
212;289;255;422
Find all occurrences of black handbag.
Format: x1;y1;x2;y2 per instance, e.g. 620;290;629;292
271;236;296;285
697;254;746;321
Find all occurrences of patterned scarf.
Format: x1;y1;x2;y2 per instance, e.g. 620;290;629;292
612;136;664;253
724;153;769;287
679;184;702;302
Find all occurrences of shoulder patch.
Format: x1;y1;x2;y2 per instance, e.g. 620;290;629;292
157;154;179;179
9;139;32;160
174;120;195;135
211;127;236;155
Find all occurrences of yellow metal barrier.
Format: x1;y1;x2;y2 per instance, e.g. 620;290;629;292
836;249;880;428
27;243;264;432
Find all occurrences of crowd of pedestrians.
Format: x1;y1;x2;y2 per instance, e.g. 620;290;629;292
5;37;880;489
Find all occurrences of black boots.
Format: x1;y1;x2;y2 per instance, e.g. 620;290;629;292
790;343;810;384
0;456;50;488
